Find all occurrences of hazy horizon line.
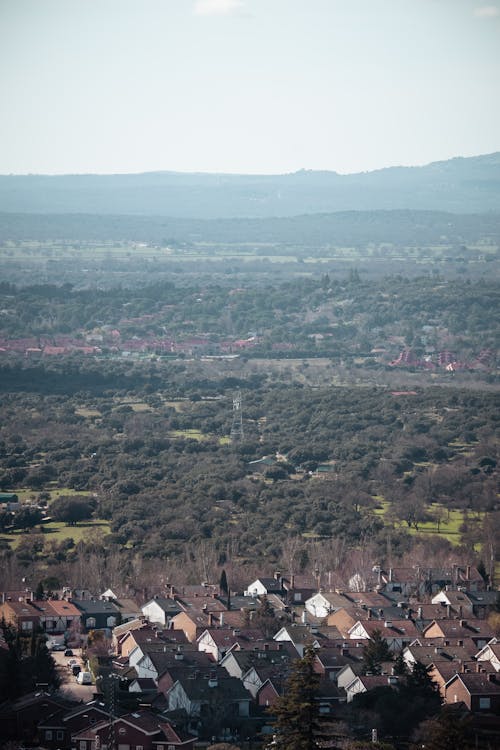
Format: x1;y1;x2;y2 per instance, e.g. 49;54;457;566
1;150;498;180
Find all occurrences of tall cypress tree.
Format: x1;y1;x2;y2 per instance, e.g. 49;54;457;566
270;646;321;750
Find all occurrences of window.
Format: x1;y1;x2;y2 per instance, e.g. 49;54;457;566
21;621;33;630
57;730;64;740
136;746;144;750
79;742;87;750
86;617;96;628
45;730;53;740
479;697;491;710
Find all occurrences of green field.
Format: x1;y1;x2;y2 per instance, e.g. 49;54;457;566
0;518;111;550
372;497;483;546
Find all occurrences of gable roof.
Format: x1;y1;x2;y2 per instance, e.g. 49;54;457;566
445;672;500;695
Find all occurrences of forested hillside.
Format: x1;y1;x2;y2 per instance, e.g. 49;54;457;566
1;152;500;217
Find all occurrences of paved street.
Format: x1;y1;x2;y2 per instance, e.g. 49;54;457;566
51;648;96;702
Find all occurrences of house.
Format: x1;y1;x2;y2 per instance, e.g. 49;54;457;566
345;674;399;703
430;660;495;699
141;597;182;626
336;661;365;692
273;625;321;656
112;596;142;623
170;603;228;643
156;650;216;694
476;642;500;672
0;692;72;744
36;599;82;633
347;619;419;652
220;642;295;680
112;617;147;653
167;674;252;723
118;623;188;659
73;598;122;630
133;644;211;686
244;574;284;598
247;456;278;474
129;677;158;693
197;627;265;662
0;588;34;604
0;600;41;633
444;673;500;712
379;567;433;597
432;589;474;617
422;619;494;650
313;646;363;682
0;492;20;511
305;591;348;619
326;607;382;638
71;711;195;750
281;574;318;604
403;641;474;671
38;700;109;750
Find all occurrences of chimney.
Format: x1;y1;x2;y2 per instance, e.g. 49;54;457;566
274;570;282;581
301;610;307;625
208;612;214;627
460;619;467;628
446;604;451;619
367;608;372;620
466;565;471;581
290;574;295;589
384;620;392;628
487;673;496;682
220;612;224;627
389;568;393;583
417;607;423;620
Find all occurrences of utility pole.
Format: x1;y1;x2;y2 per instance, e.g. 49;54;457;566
230;390;244;442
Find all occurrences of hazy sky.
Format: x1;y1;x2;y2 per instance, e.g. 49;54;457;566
1;0;499;175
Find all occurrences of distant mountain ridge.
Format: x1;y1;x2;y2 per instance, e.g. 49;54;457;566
1;152;500;218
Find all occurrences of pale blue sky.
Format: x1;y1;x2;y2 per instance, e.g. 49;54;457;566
1;0;499;175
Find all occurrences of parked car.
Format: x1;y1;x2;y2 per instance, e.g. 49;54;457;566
76;671;92;684
71;664;81;676
50;644;66;651
64;648;73;657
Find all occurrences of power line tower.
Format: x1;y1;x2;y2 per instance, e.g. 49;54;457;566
230;390;244;442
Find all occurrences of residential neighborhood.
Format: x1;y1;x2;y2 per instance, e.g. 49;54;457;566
1;562;499;748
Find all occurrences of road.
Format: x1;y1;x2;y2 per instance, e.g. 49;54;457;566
51;647;96;702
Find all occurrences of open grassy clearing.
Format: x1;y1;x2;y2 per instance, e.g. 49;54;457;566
372;497;484;546
75;407;102;418
0;519;111;549
8;487;93;503
169;428;207;441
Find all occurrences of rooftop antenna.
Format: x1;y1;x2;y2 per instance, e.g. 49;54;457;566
230;389;244;442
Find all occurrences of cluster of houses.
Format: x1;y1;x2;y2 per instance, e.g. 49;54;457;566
0;564;499;748
0;329;259;359
389;347;495;372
